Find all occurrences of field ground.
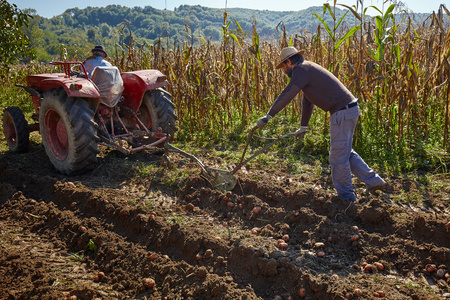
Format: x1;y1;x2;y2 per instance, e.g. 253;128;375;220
1;140;450;300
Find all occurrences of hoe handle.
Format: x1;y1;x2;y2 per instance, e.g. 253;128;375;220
232;130;295;175
233;126;258;173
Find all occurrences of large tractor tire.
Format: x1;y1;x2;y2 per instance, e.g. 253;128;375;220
2;106;30;153
39;88;99;175
139;88;178;142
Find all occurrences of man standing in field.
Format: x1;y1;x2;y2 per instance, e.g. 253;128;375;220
257;46;385;202
82;45;112;78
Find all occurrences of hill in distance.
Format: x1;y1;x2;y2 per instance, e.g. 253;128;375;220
22;3;430;61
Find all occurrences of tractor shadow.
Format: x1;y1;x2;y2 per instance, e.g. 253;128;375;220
0;143;165;190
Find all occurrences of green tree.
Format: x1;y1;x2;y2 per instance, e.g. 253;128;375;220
0;0;34;68
87;28;97;42
99;23;110;38
21;9;44;48
204;26;221;40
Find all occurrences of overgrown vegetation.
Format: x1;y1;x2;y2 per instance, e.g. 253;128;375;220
0;1;35;72
1;1;450;178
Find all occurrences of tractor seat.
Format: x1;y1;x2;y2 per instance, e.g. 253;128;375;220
91;66;124;107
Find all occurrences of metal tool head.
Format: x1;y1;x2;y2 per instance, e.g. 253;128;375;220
204;166;237;191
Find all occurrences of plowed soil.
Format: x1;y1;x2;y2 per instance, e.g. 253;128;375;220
1;142;450;300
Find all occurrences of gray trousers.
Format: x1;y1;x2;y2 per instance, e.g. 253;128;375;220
329;104;384;201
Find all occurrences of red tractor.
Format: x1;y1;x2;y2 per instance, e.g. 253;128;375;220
2;62;177;175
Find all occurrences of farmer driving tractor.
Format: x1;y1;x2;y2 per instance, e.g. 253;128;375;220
257;46;386;203
82;45;112;78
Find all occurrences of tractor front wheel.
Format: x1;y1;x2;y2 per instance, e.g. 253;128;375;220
2;106;30;153
39;88;99;175
140;88;178;142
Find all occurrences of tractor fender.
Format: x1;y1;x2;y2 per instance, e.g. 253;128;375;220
121;70;169;111
37;77;101;112
38;77;100;99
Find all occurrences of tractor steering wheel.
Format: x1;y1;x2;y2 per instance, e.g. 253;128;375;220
70;65;85;78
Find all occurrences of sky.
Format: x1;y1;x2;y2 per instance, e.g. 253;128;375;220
13;0;446;19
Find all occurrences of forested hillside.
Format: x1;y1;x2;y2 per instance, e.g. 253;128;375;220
21;4;356;61
19;3;430;62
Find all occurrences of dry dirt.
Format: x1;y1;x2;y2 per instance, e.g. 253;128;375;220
1;141;450;300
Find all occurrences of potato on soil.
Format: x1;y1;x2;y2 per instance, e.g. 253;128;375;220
330;274;339;281
66;181;76;188
314;242;325;248
390;247;400;255
204;249;213;258
373;262;384;271
278;241;288;249
93;271;105;282
364;264;377;273
426;264;436;273
143;277;155;288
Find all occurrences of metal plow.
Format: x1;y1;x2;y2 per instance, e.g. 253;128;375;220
164;127;296;191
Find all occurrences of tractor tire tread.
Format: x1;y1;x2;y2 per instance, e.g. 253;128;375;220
41;88;99;175
3;106;30;153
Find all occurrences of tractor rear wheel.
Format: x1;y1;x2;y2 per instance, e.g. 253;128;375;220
140;88;178;142
2;106;30;153
39;88;99;175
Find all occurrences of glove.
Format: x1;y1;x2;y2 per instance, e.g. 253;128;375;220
256;114;272;129
293;126;308;138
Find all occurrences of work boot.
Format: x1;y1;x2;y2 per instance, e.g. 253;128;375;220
367;181;386;195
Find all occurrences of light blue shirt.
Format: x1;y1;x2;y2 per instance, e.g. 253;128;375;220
83;56;112;78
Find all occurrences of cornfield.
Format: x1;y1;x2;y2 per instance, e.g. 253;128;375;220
4;2;450;172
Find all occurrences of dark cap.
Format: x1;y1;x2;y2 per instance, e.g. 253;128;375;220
91;45;107;57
